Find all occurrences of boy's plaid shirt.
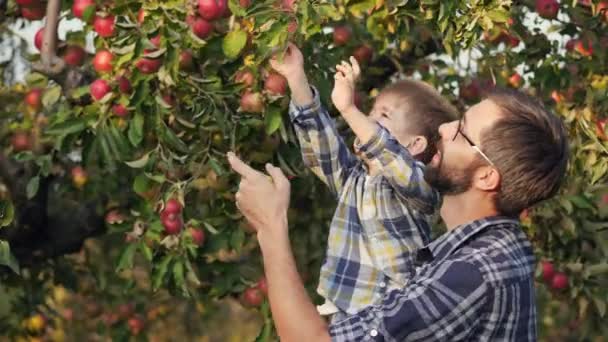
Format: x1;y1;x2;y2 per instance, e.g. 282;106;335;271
289;88;440;314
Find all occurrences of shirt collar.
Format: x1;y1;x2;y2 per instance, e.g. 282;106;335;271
414;216;519;266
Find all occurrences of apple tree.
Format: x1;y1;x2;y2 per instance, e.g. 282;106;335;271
0;0;607;340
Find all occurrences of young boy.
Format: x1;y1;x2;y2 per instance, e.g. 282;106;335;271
270;43;457;321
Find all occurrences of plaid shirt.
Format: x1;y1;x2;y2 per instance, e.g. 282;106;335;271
329;217;537;341
289;88;439;314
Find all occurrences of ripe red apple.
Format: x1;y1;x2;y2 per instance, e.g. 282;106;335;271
535;0;559;19
136;57;162;74
11;132;32;152
459;80;481;101
161;211;183;234
333;26;351;46
597;1;608;22
353;45;373;65
566;39;576;51
93;50;113;73
287;20;298;34
112;104;129;117
127;315;145;336
189;15;214;39
21;5;45;20
234;70;255;87
94;16;116;38
240;0;251;8
541;260;555;282
162;93;175;107
596;119;607;140
150;35;161;48
256;277;268;296
117;76;132;93
179;50;194;70
137;8;146;24
242;287;264;307
34;28;45;50
190;227;205;246
72;0;96;19
551;272;568;290
281;0;296;12
90;79;111;101
575;38;593;56
62;45;86;66
508;73;522;88
198;0;227;20
105;209;125;224
240;91;264;113
25;88;43;110
264;72;288;95
71;166;88;188
505;34;520;48
164;198;182;213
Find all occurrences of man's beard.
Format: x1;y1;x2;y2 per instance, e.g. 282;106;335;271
424;155;480;195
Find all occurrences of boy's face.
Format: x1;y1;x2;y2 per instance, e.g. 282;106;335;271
368;92;413;146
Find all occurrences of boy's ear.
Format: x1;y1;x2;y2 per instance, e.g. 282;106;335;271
408;136;428;156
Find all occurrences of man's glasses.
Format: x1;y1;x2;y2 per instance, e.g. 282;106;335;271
452;118;496;167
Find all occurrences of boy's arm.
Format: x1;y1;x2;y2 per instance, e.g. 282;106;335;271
272;44;358;196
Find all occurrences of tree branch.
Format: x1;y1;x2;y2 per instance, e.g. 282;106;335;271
32;0;65;76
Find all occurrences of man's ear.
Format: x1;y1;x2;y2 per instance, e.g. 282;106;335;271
474;166;501;192
408;136;428;156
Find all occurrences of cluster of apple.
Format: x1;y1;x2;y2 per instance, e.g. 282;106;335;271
241;277;268;307
159;198;206;246
540;260;569;291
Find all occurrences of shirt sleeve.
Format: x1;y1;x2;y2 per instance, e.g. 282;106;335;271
329;260;488;341
289;86;358;197
354;125;439;212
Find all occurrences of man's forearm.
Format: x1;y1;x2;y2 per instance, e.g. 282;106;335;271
287;71;314;107
341;106;377;145
257;221;331;342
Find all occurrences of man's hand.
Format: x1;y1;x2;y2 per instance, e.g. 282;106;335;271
331;56;361;114
227;152;291;240
269;43;314;106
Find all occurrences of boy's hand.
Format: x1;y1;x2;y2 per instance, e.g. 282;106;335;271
331;56;361;114
270;43;305;83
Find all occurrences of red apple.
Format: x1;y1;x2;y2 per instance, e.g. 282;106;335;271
256;277;268;296
90;79;111;101
505;34;520;48
11;132;32;152
162;93;175;107
179;50;194;70
136;57;162;74
72;0;96;19
127;315;145;336
596;119;607;140
541;260;555;283
93;50;113;73
164;198;182;213
575;38;593;56
117;76;132;93
189;15;214;39
137;8;146;24
62;45;86;66
235;70;255;87
551;90;564;104
551;272;568;290
150;35;161;48
281;0;296;12
240;91;264;113
112;104;129;117
25;88;43;110
264;72;288;95
508;73;522;88
597;1;608;22
242;287;264;307
566;39;576;51
190;227;205;246
71;166;88;188
105;209;125;224
34;28;45;51
333;26;351;46
352;45;373;65
240;0;251;8
198;0;227;20
535;0;559;19
21;5;45;20
94;16;116;38
161;211;183;235
459;80;481;101
287;20;298;34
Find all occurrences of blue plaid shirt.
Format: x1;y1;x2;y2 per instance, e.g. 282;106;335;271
289;88;439;314
329;217;537;341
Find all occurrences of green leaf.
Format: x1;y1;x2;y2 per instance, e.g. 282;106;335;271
140;243;153;262
0;200;15;228
264;106;283;135
160;124;189;153
228;0;247;16
0;240;20;274
152;255;173;290
229;229;245;251
26;176;40;199
125;152;151;168
82;5;96;23
222;29;248;59
133;173;153;195
42;85;62;107
45;119;87;136
128;113;144;147
116;244;137;272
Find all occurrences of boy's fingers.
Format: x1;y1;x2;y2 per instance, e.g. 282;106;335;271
350;56;361;77
227;152;259;179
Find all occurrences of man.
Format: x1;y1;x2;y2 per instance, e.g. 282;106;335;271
227;88;568;341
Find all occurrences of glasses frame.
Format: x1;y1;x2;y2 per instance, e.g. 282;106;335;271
453;117;496;167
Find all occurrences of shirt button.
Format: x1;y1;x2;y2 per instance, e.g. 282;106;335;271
370;329;378;337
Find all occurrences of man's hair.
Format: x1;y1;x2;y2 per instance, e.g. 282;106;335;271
482;88;569;216
379;80;458;164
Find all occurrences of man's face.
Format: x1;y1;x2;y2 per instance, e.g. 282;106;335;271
368;92;412;146
424;99;502;195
